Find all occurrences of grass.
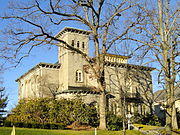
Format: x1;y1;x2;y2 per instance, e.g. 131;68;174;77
133;124;180;135
133;124;161;130
0;127;144;135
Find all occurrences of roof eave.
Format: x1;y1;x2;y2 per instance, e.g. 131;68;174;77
55;27;91;38
15;62;61;82
105;61;155;71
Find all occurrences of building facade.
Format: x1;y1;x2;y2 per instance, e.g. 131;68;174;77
154;87;180;123
16;27;155;115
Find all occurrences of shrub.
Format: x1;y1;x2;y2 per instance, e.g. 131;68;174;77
4;120;11;127
6;97;98;128
51;123;65;129
14;121;24;127
132;113;161;126
106;112;123;130
0;117;5;127
49;123;58;129
31;122;41;128
3;121;65;129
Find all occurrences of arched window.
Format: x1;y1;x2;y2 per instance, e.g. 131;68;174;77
71;40;74;46
77;41;80;48
76;70;83;82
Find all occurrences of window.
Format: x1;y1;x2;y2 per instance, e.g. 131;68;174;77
71;40;74;46
82;42;85;48
113;102;117;114
77;41;79;48
76;70;83;82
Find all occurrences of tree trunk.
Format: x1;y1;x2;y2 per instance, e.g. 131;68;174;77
122;94;126;135
172;103;178;129
99;91;106;130
158;0;178;130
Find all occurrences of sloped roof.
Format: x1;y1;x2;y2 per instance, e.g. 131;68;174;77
154;86;180;102
105;53;131;59
16;62;61;82
90;53;155;71
56;27;91;38
105;61;155;71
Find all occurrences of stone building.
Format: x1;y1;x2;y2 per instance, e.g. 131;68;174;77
16;27;155;115
154;87;180;123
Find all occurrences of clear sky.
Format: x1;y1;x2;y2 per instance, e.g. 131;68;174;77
0;0;58;111
0;0;167;113
3;47;58;111
0;0;89;112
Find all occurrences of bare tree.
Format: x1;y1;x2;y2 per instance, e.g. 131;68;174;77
0;66;3;85
125;0;179;130
38;75;61;100
129;68;154;115
105;61;154;132
26;73;61;100
1;0;142;129
0;87;8;118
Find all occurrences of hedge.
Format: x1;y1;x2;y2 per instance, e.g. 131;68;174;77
3;120;65;129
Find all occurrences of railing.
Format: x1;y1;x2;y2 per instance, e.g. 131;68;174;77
125;92;141;98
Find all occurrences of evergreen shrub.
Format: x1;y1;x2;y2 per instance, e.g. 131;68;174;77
6;97;98;129
107;112;123;130
4;120;11;127
132;113;161;126
3;120;65;129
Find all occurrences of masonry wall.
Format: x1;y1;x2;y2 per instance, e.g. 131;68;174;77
104;65;153;115
18;66;59;100
39;67;59;97
17;28;154;117
18;67;41;100
58;93;99;104
58;32;89;90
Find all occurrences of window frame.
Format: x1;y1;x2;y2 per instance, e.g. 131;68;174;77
82;42;85;49
77;41;80;48
76;70;83;82
72;40;74;47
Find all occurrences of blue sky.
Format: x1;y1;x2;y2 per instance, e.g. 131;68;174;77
0;0;167;112
0;0;58;111
3;46;58;111
0;0;90;112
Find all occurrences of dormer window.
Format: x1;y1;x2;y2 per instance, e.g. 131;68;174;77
72;40;74;46
82;42;85;49
77;41;79;48
76;70;83;82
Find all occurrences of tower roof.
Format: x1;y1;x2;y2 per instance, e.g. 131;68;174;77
56;27;91;38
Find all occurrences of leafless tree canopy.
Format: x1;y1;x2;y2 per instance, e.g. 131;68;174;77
1;0;143;129
1;0;141;63
127;0;179;85
124;0;179;130
1;0;179;130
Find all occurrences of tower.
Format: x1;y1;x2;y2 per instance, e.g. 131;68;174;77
56;27;90;90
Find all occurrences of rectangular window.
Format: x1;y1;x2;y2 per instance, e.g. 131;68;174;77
72;40;74;46
82;42;85;48
78;72;81;82
77;41;79;48
76;72;78;81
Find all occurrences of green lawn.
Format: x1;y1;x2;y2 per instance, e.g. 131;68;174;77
0;127;144;135
133;124;180;135
133;124;161;130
